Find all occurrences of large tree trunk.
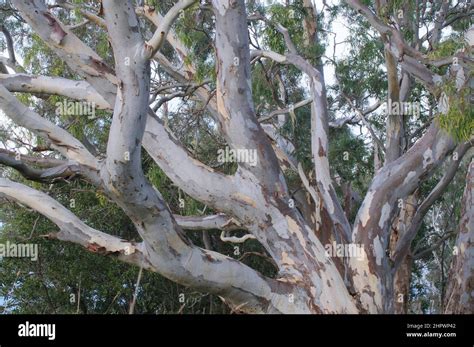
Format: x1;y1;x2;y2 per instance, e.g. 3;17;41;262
444;159;474;314
391;194;417;314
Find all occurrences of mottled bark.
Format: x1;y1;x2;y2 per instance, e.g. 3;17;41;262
349;125;455;313
390;194;417;314
384;49;403;164
444;159;474;314
0;0;468;314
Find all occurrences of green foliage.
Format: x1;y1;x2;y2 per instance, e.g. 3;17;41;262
428;37;466;59
437;83;474;142
263;3;306;55
328;127;372;194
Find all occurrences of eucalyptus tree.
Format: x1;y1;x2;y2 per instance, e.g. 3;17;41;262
0;0;472;314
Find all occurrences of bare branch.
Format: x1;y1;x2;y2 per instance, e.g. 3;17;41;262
0;177;152;270
251;49;352;243
0;84;99;170
220;231;256;244
0;73;110;109
392;141;472;270
0;148;65;168
412;231;456;260
1;24;16;64
259;98;312;123
145;0;197;59
340;93;385;153
49;2;106;28
349;124;455;312
0;152;94;183
175;213;245;232
13;0;118;102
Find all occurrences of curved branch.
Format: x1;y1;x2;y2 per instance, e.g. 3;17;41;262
0;73;110;109
0;152;94;183
49;2;106;28
259;98;312;123
251;49;352;243
0;72;238;212
0;84;98;170
13;0;118;102
220;231;256;244
1;24;16;64
0;177;151;270
392;141;472;270
213;1;286;196
175;213;245;232
145;0;197;59
349;124;455;312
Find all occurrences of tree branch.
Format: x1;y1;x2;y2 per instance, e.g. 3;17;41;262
145;0;197;59
0;84;99;170
0;177;152;270
1;24;16;65
391;141;472;270
175;213;246;232
251;49;352;243
0;73;109;109
0;152;93;183
348;124;455;312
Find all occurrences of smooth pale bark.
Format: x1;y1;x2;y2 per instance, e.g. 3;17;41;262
444;159;474;314
211;0;357;313
392;142;472;270
251;49;352;244
0;84;98;171
213;0;285;194
0;73;109;109
143;113;237;210
384;49;403;164
349;125;454;313
0;178;300;313
0;178;151;270
343;0;469;313
145;0;197;58
5;3;247;215
13;0;118;102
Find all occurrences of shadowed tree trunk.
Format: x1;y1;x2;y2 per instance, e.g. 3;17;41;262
444;159;474;314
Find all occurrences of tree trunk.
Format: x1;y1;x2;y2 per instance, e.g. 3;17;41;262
444;159;474;314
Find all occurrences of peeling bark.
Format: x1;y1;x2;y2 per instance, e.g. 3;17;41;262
444;159;474;314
